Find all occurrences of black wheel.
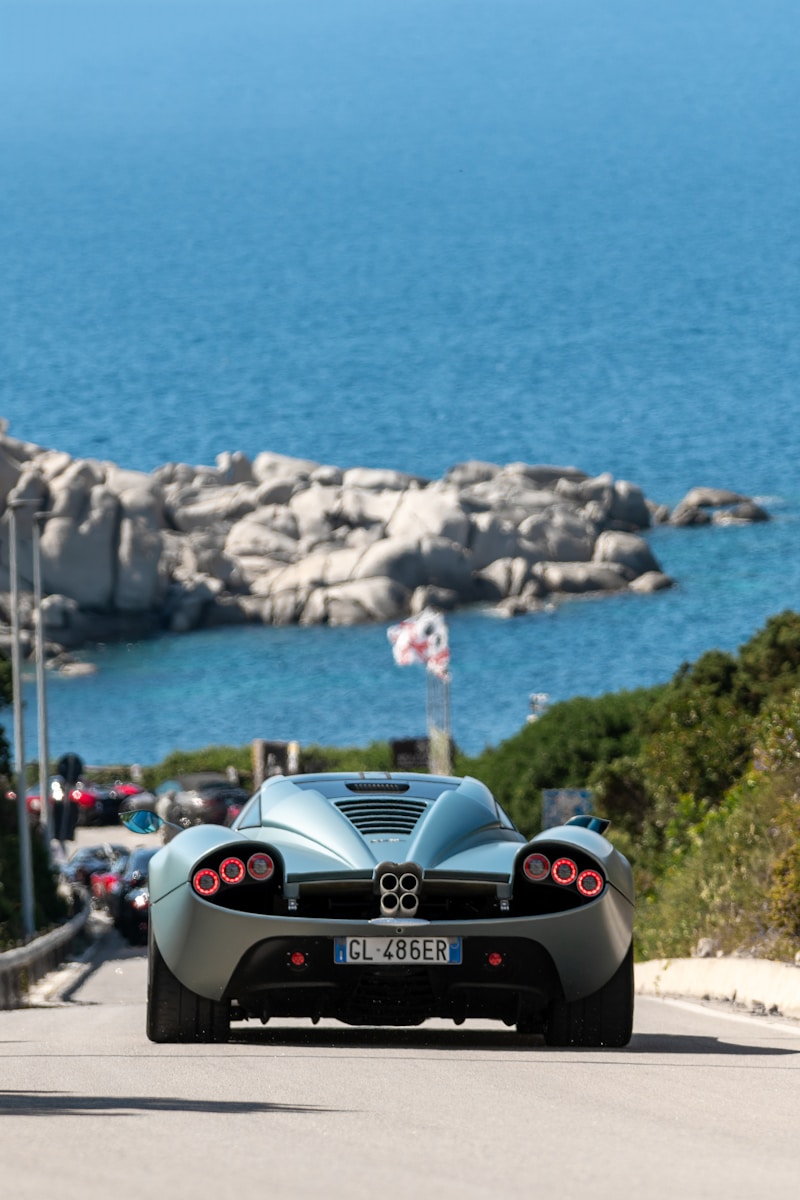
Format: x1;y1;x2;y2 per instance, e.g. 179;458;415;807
147;926;230;1043
544;942;634;1048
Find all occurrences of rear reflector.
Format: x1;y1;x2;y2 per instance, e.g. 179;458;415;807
487;951;504;967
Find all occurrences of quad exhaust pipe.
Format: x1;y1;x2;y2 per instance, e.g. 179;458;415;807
377;863;421;918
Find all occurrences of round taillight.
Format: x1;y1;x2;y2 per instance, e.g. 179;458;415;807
551;858;578;885
577;869;604;897
247;852;275;880
523;853;550;881
193;868;220;896
487;951;504;967
290;951;306;967
219;857;246;885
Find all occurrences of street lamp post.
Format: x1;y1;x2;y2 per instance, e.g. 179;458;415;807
8;500;36;940
32;513;53;848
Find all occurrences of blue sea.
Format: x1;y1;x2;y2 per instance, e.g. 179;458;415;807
3;0;800;766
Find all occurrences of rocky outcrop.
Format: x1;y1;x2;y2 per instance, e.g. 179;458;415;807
0;427;770;659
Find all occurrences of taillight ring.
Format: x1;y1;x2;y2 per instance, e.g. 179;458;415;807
523;853;551;881
577;869;604;897
219;857;246;885
192;868;220;896
551;857;578;886
247;852;275;880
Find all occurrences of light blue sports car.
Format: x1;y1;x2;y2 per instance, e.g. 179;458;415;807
121;771;634;1045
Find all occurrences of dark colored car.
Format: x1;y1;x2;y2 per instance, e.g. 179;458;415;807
73;781;120;827
153;773;251;842
116;786;158;814
62;843;129;889
90;849;132;913
114;846;160;944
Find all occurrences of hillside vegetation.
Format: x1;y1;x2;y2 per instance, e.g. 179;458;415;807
457;611;800;962
3;612;800;961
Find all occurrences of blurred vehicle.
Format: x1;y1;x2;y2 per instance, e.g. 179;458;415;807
72;781;120;827
90;849;131;912
116;786;158;815
23;777;60;825
223;790;247;826
109;781;148;804
10;777;123;832
153;773;251;842
61;843;129;889
7;777;66;829
114;846;160;944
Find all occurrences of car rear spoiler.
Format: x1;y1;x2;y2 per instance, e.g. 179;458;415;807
566;814;611;835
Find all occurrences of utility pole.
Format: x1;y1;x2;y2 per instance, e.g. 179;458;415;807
9;500;36;940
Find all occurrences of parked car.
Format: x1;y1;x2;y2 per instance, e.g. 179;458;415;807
109;780;149;804
7;777;68;829
116;786;158;814
90;849;132;913
113;847;160;944
121;770;635;1046
62;843;130;889
152;773;251;842
72;781;120;827
22;776;58;823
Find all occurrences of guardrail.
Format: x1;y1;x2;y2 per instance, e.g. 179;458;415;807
0;896;91;1010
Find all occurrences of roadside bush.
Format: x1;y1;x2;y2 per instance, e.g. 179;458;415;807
769;819;800;939
1;656;69;946
634;774;794;961
0;800;69;948
299;742;394;773
751;689;800;940
139;744;254;791
458;688;657;836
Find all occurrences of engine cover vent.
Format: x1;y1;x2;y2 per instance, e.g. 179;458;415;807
335;796;428;835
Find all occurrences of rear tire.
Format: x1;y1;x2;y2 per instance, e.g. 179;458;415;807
147;926;230;1043
544;942;634;1048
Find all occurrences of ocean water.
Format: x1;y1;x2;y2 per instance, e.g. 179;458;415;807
3;0;800;765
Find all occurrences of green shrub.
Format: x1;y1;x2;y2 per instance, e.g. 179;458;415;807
139;745;254;791
634;774;794;961
459;688;657;837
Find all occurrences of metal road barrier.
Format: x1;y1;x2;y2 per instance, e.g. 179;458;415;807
0;896;90;1010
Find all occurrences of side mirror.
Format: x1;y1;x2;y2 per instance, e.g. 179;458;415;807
119;809;162;835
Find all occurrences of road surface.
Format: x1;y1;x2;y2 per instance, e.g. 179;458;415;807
1;920;799;1200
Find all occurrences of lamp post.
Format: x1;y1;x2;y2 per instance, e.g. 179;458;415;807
8;500;35;940
33;512;53;848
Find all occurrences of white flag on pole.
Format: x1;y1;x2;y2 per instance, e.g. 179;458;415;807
387;609;450;680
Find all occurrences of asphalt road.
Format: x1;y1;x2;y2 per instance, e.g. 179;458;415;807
2;922;799;1200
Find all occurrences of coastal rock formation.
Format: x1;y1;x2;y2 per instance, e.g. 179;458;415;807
0;428;770;659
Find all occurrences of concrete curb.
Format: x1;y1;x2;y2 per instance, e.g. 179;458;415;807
635;957;800;1020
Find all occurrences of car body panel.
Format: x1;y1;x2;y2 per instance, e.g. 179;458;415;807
153;874;633;1005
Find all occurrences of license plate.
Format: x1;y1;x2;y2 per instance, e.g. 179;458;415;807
334;936;462;965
